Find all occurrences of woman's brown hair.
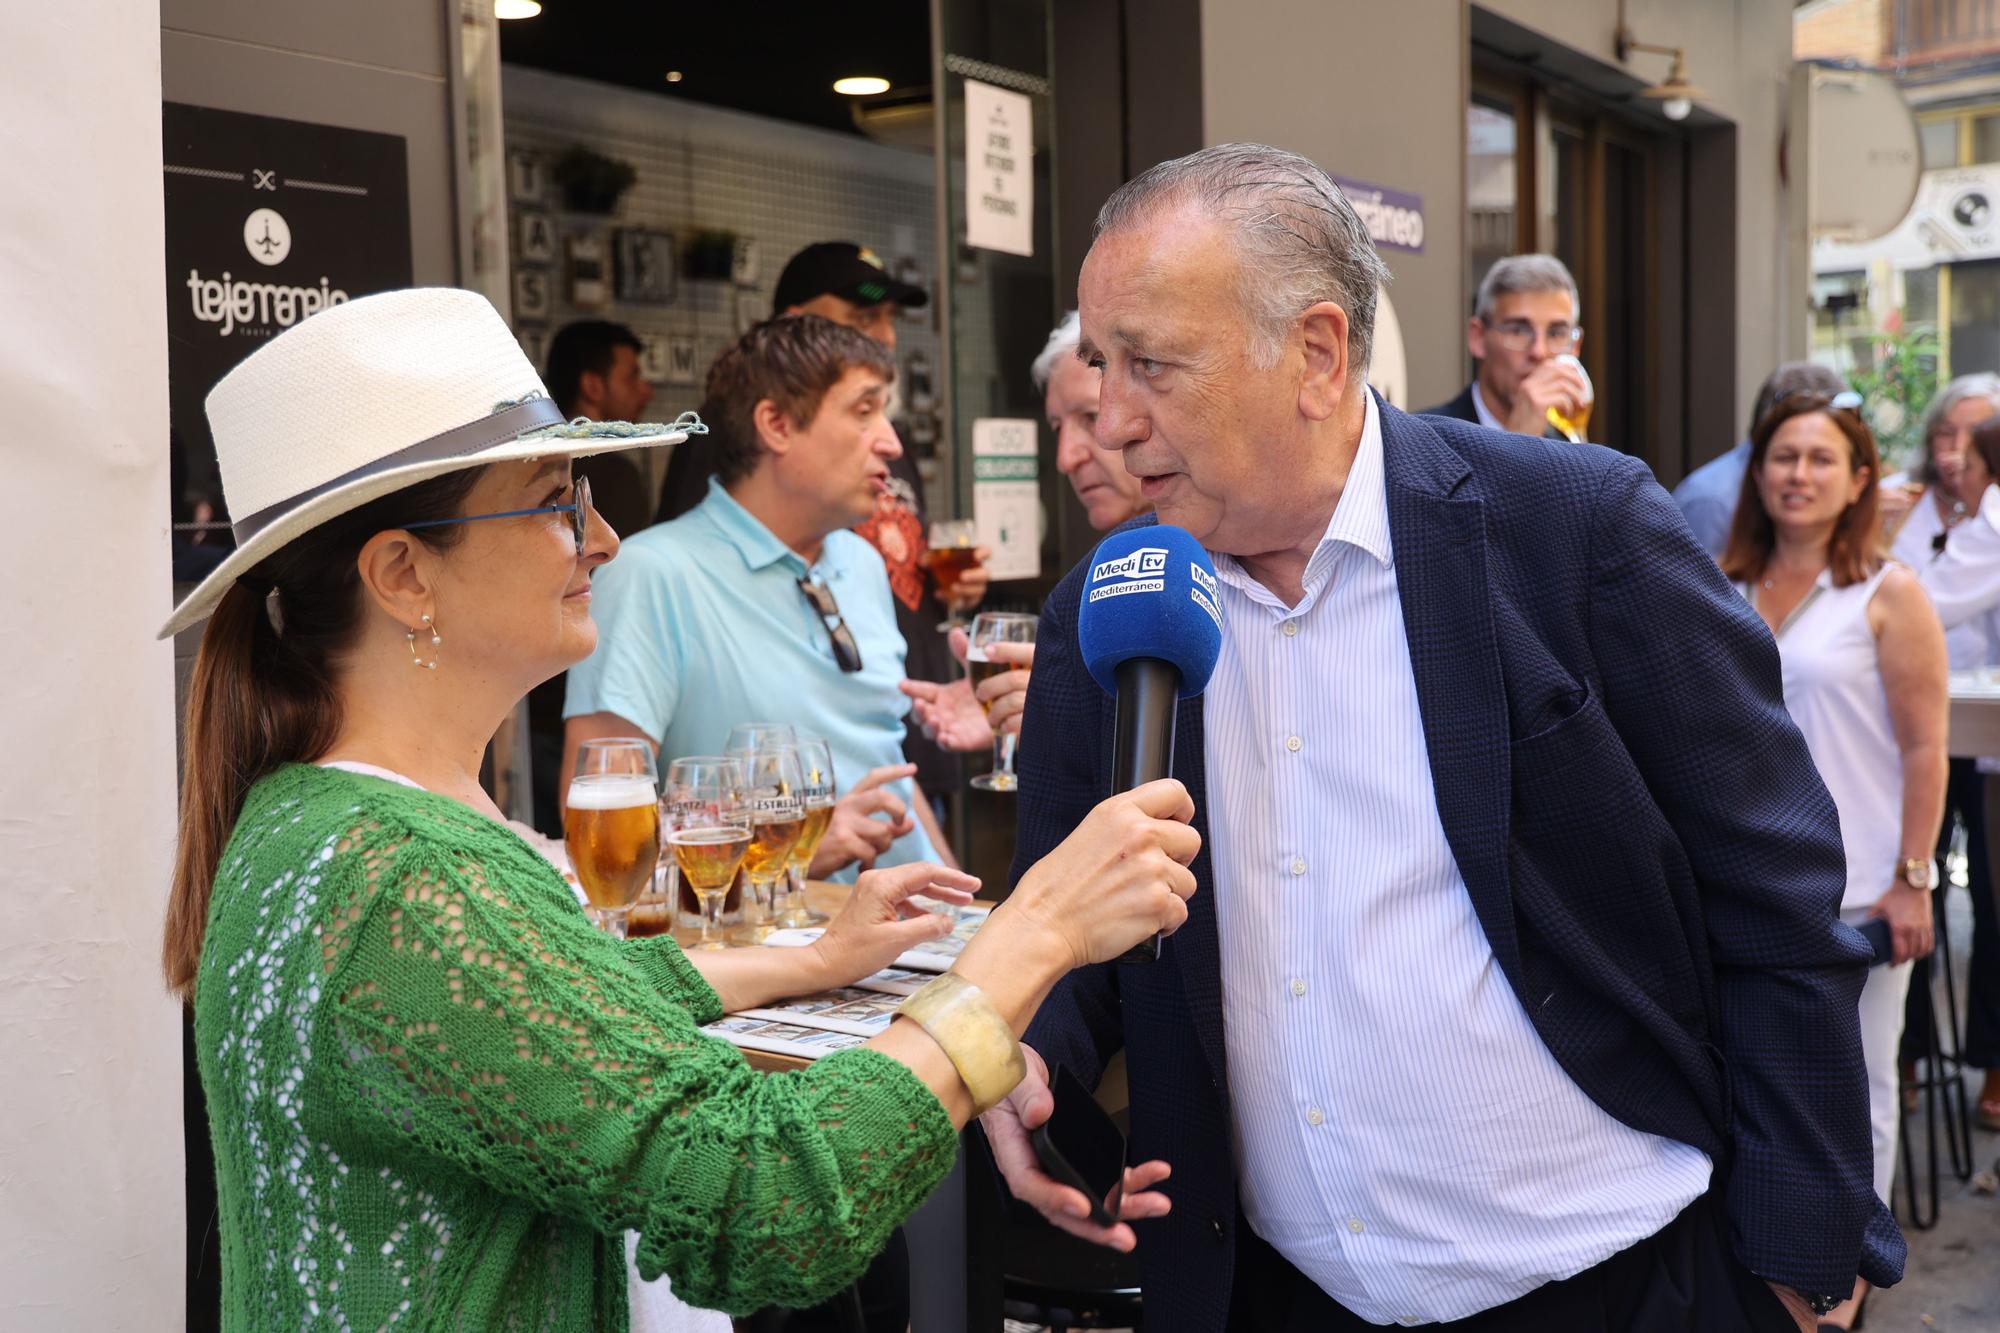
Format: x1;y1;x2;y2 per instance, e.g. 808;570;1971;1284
164;469;484;1001
1720;391;1884;589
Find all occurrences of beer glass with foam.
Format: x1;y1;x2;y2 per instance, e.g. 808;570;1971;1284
564;738;661;939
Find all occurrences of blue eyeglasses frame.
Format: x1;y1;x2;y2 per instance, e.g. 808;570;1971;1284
402;474;594;554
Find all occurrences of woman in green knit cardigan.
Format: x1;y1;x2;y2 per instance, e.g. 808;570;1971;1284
161;290;1199;1330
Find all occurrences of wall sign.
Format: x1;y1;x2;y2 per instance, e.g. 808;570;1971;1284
964;80;1033;257
163;103;411;501
971;417;1041;581
1333;174;1424;254
1815;164;2000;271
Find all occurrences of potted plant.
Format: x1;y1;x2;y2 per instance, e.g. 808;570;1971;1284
551;146;637;215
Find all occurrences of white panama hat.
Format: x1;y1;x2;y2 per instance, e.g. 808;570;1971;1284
159;287;699;639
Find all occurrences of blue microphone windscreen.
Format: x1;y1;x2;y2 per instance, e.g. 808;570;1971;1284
1077;525;1224;699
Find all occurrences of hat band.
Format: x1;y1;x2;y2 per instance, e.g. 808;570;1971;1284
231;395;567;546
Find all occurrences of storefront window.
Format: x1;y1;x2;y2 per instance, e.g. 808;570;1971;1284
1975;113;2000;165
1921;118;1960;169
1950;258;2000;377
1467;97;1517;290
1905;266;1939;330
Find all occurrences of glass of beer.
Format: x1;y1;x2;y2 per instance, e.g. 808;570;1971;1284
564;738;661;939
732;743;807;944
780;734;839;928
663;756;751;952
967;611;1038;792
926;519;983;632
1544;353;1594;443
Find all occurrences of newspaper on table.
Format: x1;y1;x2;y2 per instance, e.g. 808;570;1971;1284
701;908;993;1061
758;903;992;973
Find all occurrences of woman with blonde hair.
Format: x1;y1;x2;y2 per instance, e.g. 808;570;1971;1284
165;289;1197;1330
1722;389;1948;1330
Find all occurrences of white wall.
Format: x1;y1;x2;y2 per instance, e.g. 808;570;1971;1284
0;3;184;1327
1199;0;1470;411
1195;0;1797;439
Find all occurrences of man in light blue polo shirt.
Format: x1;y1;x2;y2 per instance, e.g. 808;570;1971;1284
564;315;948;873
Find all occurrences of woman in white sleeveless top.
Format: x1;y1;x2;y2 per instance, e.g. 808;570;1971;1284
1722;389;1948;1331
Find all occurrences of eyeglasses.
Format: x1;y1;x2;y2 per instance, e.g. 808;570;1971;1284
797;576;863;674
403;474;594;555
1482;318;1583;353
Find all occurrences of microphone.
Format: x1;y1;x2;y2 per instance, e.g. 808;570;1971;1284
1076;525;1224;962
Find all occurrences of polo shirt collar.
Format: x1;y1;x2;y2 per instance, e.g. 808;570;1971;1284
699;476;809;574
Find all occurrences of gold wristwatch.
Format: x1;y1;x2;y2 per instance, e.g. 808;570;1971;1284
1899;856;1939;891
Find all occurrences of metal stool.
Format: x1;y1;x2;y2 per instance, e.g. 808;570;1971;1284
1897;884;1976;1230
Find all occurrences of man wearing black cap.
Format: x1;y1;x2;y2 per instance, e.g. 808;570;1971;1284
658;241;986;831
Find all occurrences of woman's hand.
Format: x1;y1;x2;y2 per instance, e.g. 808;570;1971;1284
1004;779;1200;969
809;764;918;876
808;861;980;987
1869;881;1935;965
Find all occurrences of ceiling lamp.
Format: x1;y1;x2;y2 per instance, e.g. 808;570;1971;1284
665;70;684;83
1615;23;1703;122
833;76;891;97
494;0;542;19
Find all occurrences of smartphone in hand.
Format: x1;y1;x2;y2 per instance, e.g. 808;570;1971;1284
1030;1063;1129;1228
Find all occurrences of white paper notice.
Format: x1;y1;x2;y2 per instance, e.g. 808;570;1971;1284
964;80;1034;257
972;418;1041;581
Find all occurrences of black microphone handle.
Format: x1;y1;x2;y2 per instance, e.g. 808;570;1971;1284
1111;656;1181;963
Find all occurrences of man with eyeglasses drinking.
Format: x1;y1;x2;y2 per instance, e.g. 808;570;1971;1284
1426;253;1594;441
564;314;952;875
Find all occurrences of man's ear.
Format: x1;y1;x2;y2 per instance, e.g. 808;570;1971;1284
576;368;606;412
354;528;438;634
1467;315;1488;362
752;398;797;457
1295;300;1351;422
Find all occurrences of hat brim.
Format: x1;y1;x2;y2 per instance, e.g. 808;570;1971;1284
158;419;689;640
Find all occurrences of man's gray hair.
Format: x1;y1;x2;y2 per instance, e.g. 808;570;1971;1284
1031;310;1081;393
1473;254;1579;323
1917;372;2000;484
1093;143;1392;372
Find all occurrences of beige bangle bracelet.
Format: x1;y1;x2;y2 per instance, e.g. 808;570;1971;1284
895;971;1028;1115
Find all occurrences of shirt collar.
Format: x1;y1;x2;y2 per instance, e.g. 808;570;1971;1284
699;475;809;574
1469;381;1504;431
1321;390;1393;569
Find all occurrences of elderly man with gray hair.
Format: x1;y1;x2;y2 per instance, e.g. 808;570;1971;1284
984;142;1898;1331
1425;253;1593;440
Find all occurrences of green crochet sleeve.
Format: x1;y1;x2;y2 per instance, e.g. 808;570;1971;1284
304;791;955;1315
625;933;725;1023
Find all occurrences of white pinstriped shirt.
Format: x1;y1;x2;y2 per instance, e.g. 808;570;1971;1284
1203;394;1712;1325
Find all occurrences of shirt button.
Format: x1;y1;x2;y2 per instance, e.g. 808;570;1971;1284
1347;1217;1365;1235
1290;977;1307;997
1281;619;1299;637
1285;735;1302;753
1306;1106;1324;1126
1290;858;1307;876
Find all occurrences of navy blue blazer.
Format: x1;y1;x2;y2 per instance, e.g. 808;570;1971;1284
1012;399;1902;1331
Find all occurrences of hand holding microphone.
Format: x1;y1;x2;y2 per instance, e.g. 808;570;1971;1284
1075;525;1224;962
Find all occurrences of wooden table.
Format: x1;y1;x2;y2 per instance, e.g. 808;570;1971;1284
1950;672;2000;759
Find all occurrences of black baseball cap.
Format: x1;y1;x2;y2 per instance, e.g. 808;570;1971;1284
771;241;929;315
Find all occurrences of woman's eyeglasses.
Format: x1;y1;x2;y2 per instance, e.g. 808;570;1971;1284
798;576;863;674
403;474;595;555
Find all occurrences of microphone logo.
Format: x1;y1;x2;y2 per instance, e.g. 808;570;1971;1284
1088;545;1169;602
1189;561;1222;630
